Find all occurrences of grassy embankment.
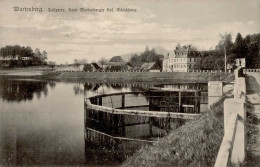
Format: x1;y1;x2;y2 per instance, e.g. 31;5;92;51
121;94;255;167
42;71;234;83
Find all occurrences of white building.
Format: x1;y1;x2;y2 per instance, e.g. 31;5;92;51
0;55;19;60
21;57;31;60
235;58;246;68
163;45;201;72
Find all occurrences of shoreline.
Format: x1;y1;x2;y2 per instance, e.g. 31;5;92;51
0;69;235;84
42;71;235;83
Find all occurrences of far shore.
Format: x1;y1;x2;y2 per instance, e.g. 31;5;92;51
0;68;235;84
0;67;53;76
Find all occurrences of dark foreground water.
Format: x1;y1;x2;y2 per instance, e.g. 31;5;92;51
0;79;207;166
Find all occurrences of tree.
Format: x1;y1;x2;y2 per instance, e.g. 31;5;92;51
215;33;233;54
215;33;234;71
129;54;139;67
200;55;216;70
98;57;107;69
48;61;56;69
73;59;80;68
128;47;164;67
42;50;48;62
73;58;87;68
244;35;251;44
81;58;87;65
110;56;124;62
25;46;33;57
34;48;42;60
246;41;260;68
145;45;149;53
233;33;247;58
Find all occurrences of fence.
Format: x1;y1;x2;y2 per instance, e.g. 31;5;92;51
48;69;234;73
214;67;246;167
85;127;155;157
243;68;260;73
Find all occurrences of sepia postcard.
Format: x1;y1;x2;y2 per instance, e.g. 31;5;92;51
0;0;260;166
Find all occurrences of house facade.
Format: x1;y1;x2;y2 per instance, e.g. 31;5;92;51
163;45;201;72
235;58;246;68
0;55;19;61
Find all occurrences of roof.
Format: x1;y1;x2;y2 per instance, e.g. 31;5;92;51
166;45;201;59
91;63;101;69
141;62;157;70
105;61;127;66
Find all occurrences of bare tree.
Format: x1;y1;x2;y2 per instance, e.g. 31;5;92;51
42;50;48;62
98;57;107;69
74;59;80;68
74;58;88;67
81;58;87;65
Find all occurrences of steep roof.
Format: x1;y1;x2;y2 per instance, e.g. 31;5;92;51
141;62;157;70
105;61;126;66
91;63;101;69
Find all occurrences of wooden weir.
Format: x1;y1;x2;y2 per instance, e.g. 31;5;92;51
84;90;201;154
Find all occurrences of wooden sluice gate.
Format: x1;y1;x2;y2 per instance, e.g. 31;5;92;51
85;127;155;157
84;90;201;155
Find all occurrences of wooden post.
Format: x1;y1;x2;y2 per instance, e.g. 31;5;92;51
99;97;102;106
178;91;181;112
149;117;153;136
195;91;200;113
122;94;125;108
166;117;171;133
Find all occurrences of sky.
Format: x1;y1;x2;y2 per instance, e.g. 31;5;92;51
0;0;259;64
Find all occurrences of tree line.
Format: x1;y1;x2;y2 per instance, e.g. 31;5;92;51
200;33;260;70
129;46;164;67
0;45;48;67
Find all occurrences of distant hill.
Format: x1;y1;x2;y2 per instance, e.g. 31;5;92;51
110;46;169;62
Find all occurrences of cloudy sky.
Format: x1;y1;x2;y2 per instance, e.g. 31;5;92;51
0;0;259;64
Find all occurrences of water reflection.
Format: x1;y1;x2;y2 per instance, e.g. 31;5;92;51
73;83;84;95
0;80;51;102
0;80;208;166
0;79;84;166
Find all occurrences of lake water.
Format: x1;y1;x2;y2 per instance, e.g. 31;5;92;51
0;79;208;166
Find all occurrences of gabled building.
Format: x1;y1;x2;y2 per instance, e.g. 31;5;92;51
141;62;161;72
163;45;201;72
